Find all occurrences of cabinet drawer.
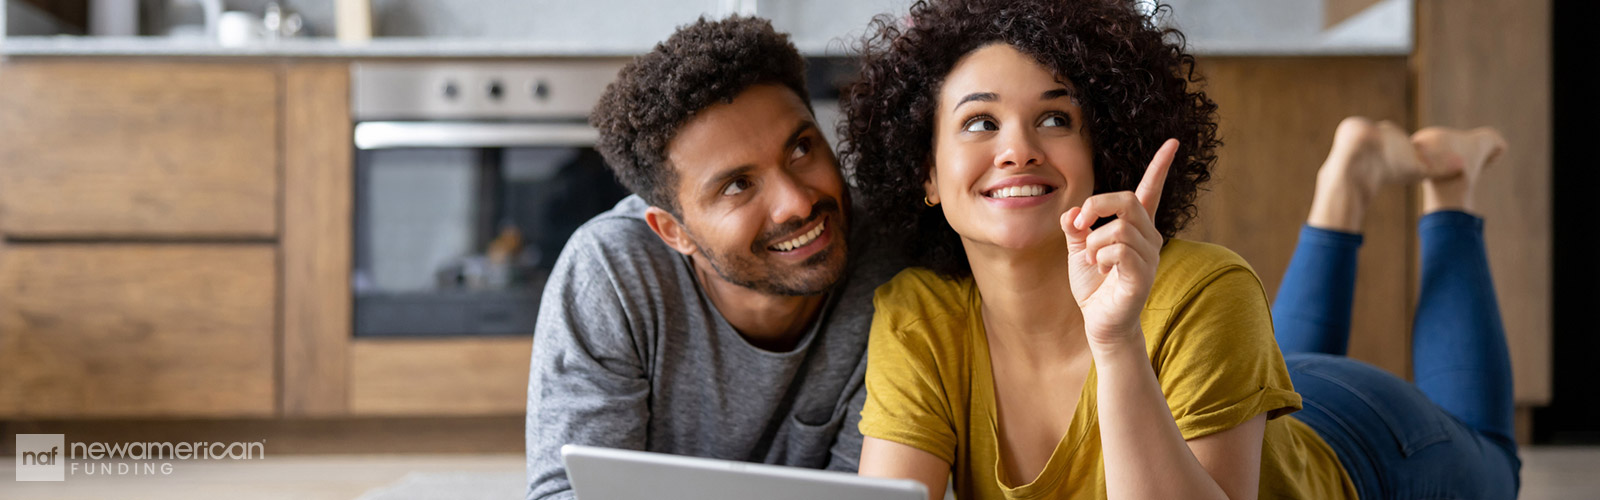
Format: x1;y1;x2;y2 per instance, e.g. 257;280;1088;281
0;61;279;238
349;338;531;416
0;244;277;418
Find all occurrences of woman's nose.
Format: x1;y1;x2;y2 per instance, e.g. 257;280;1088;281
994;129;1043;169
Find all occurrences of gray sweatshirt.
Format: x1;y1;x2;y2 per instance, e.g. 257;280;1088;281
524;196;901;500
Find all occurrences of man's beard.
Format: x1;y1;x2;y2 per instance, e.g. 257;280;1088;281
691;198;849;296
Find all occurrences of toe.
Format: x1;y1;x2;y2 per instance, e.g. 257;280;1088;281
1469;127;1508;166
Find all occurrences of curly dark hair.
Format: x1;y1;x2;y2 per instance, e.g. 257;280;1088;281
840;0;1220;278
590;15;811;216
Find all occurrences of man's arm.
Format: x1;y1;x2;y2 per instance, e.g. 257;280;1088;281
525;222;656;500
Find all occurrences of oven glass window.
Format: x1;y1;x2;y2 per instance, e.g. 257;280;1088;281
353;146;629;336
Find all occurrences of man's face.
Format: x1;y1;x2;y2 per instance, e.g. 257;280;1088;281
660;84;850;296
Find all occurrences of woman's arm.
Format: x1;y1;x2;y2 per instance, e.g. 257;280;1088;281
1063;139;1265;499
859;436;950;500
1092;337;1264;500
1189;414;1268;499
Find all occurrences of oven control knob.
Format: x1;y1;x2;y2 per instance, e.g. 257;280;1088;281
443;81;460;100
488;81;504;100
533;80;550;101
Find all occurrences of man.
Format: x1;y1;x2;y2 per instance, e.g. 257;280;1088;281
524;16;901;500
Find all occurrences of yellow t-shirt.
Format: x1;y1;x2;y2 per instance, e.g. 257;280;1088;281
859;239;1356;500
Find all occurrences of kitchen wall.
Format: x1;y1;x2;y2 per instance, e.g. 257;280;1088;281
1164;0;1410;52
5;0;1412;56
231;0;1409;53
241;0;918;52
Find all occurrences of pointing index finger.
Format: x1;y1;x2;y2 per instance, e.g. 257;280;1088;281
1136;139;1180;215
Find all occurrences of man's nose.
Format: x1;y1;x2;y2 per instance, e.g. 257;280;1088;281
769;171;819;224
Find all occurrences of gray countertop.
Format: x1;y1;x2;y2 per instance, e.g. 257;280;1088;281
0;36;653;58
0;35;1411;59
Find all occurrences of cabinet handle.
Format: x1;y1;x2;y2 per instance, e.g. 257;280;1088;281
353;121;598;150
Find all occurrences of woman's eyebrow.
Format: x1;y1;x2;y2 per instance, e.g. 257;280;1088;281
1041;88;1071;101
955;92;998;110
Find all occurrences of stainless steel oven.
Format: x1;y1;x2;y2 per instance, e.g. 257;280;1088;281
350;61;631;337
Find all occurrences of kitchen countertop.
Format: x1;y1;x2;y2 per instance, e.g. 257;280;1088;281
0;35;1411;59
0;36;649;58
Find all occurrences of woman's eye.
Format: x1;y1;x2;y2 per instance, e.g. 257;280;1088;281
1041;114;1071;128
790;139;811;161
963;117;999;133
722;178;751;196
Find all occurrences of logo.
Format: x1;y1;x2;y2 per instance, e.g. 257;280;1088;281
14;434;267;481
16;434;65;482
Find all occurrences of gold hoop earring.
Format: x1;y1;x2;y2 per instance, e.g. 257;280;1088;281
924;196;937;207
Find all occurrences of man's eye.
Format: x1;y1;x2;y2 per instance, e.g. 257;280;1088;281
964;117;999;133
722;178;751;196
1040;114;1071;128
791;139;811;161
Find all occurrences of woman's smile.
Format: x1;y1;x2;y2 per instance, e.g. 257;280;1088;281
979;175;1061;209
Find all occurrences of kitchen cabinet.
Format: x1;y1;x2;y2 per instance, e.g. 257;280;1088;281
347;338;533;416
0;59;537;421
0;60;282;419
0;244;277;418
0;61;279;239
1187;56;1415;380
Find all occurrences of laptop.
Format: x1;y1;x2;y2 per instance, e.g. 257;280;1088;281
561;444;929;500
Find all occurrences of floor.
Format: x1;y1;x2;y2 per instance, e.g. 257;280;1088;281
2;447;1596;499
0;454;523;500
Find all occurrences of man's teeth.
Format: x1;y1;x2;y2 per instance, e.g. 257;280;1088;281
772;221;826;252
988;185;1049;199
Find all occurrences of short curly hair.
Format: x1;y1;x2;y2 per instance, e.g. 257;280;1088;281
840;0;1221;278
591;16;811;216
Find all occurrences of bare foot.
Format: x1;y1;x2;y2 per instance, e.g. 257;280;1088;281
1412;127;1507;214
1308;117;1444;232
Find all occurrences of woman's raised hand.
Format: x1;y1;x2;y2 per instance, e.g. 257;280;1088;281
1060;139;1178;349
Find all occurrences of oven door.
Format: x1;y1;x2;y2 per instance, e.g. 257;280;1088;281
352;121;629;337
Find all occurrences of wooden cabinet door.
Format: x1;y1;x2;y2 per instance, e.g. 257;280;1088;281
1185;57;1415;379
0;244;277;418
348;338;532;416
0;61;279;239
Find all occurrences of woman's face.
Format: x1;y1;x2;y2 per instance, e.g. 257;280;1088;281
926;43;1096;252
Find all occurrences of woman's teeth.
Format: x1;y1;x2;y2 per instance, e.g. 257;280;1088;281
771;221;825;252
987;185;1049;199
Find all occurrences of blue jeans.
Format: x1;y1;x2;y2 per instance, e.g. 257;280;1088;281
1272;211;1521;499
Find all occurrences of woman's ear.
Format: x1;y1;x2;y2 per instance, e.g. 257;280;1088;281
644;206;699;257
922;162;941;205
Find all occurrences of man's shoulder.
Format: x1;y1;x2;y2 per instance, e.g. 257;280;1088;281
561;196;681;269
537;196;694;351
567;195;654;244
834;204;912;297
821;218;912;332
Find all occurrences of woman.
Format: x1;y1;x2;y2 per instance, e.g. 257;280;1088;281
839;0;1520;499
